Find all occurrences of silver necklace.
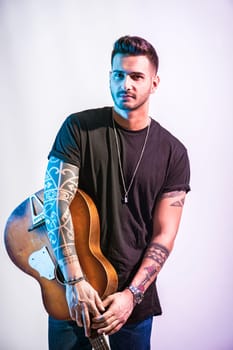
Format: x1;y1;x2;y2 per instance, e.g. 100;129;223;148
112;117;151;204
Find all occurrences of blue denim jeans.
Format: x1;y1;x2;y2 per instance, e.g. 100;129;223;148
48;316;153;350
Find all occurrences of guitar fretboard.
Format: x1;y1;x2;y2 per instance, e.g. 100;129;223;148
89;334;110;350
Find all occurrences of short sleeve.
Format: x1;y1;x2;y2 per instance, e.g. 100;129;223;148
162;146;191;194
48;114;81;167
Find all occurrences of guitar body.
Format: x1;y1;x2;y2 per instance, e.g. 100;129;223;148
4;189;118;321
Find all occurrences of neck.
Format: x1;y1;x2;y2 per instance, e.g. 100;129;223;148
112;108;150;131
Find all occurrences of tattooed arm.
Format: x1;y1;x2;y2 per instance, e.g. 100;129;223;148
92;190;186;336
44;156;104;336
44;156;80;278
128;190;186;293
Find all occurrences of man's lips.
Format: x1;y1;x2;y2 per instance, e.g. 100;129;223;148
118;92;135;99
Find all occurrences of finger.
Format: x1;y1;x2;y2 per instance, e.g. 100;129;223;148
76;308;83;327
92;314;115;331
68;306;76;321
92;309;113;323
81;303;91;337
66;286;78;321
95;295;105;313
98;319;122;336
102;295;114;308
92;314;105;324
107;323;123;336
91;316;107;329
69;299;80;322
84;295;104;319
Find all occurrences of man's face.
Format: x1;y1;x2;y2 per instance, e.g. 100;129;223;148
110;54;159;113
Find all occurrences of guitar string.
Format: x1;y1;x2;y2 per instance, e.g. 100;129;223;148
90;339;108;350
90;334;109;350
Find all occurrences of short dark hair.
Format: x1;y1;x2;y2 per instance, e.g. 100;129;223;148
111;35;159;73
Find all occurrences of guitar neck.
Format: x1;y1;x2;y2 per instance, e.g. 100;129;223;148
89;334;110;350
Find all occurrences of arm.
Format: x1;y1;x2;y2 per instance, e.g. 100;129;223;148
92;190;186;335
129;190;186;292
44;156;104;336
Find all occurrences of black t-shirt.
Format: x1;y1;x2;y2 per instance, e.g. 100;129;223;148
49;106;190;323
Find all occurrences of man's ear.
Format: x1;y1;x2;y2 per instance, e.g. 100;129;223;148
151;75;160;93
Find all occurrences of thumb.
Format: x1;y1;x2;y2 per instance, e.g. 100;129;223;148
102;295;114;308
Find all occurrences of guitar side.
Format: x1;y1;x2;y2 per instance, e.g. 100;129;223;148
4;189;118;320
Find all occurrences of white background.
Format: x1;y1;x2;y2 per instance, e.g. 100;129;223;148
1;1;233;349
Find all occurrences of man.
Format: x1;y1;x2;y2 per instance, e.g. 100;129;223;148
44;35;190;350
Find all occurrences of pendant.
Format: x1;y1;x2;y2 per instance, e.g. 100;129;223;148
122;194;128;204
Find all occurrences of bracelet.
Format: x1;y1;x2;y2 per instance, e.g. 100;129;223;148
65;276;85;285
55;266;86;286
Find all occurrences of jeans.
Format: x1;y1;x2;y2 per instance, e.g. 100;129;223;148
48;316;153;350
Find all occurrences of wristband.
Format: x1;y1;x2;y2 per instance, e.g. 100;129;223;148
65;276;85;285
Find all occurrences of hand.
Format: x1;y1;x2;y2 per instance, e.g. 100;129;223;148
91;289;134;335
65;280;105;337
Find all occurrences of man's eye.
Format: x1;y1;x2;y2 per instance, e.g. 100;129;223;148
131;74;143;81
112;72;125;80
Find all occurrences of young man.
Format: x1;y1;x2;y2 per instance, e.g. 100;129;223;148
44;35;190;350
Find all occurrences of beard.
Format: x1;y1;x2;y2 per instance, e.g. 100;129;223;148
110;89;150;112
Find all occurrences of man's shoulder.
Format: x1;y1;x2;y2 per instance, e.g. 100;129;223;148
151;118;187;152
68;106;112;124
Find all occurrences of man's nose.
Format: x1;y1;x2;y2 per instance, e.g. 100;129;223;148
123;75;132;91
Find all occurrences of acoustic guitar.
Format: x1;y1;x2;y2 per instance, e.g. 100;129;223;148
4;189;118;350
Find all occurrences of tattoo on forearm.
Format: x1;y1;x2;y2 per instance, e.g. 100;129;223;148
44;157;79;265
136;243;170;291
137;265;158;292
58;254;79;267
145;242;170;265
161;191;185;207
